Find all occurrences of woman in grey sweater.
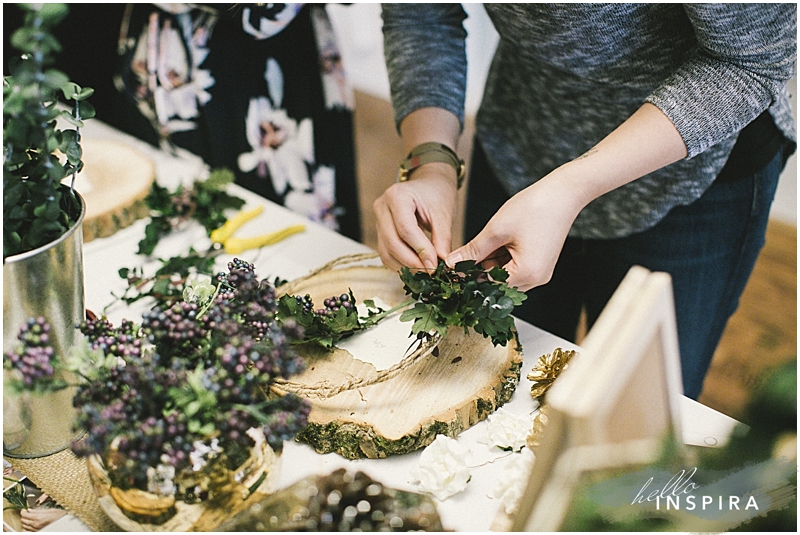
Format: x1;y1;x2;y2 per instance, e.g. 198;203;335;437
374;4;796;398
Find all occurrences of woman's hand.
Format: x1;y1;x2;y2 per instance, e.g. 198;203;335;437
446;102;688;291
446;171;586;291
373;163;458;271
374;106;462;272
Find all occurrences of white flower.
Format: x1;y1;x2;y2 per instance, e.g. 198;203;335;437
411;435;471;500
493;447;535;514
147;463;176;496
483;407;533;452
183;276;215;305
189;438;221;472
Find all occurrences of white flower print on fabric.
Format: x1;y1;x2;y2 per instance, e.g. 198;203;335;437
309;5;354;110
285;166;342;230
493;447;535;515
411;434;471;500
128;8;216;135
238;97;314;194
241;4;304;40
481;407;533;452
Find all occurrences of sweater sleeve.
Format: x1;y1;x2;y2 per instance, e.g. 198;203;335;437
381;3;468;132
645;3;796;158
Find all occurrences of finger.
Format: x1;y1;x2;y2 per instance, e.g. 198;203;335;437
481;248;512;270
502;259;535;292
445;230;506;268
375;216;427;271
374;207;421;272
388;202;438;270
429;222;453;264
376;235;412;272
373;193;432;270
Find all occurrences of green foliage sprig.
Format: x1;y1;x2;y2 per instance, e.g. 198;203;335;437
275;259;527;351
399;259;527;347
3;3;95;258
276;292;410;350
110;247;219;312
137;168;245;256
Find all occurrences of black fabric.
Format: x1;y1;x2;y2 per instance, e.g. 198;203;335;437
715;110;792;183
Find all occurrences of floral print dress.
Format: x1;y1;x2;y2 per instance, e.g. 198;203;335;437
39;3;361;241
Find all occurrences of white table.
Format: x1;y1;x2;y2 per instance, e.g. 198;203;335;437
62;120;742;532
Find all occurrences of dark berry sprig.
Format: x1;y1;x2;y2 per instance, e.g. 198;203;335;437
141;301;207;361
11;258;311;494
3;317;64;392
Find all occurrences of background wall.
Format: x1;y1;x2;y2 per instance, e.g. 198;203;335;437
327;3;797;226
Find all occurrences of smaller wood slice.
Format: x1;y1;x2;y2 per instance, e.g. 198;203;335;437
73;139;155;242
281;265;523;459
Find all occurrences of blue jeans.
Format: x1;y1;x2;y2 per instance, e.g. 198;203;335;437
466;139;790;399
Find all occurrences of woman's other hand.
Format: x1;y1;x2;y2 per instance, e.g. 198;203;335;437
374;163;458;271
374;107;462;272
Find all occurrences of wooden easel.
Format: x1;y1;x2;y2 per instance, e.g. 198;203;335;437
511;266;684;531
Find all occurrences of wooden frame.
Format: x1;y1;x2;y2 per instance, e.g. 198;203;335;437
510;266;684;531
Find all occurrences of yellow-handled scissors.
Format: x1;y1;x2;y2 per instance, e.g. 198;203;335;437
210;205;305;255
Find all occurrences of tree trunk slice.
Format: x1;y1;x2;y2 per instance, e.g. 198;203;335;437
279;264;523;459
73;138;155;242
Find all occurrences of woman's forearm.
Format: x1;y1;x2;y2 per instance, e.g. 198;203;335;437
398;107;461;154
553;103;689;208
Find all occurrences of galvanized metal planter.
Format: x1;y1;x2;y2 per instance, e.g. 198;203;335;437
3;191;86;458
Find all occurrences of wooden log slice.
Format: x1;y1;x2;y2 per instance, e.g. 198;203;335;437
72;138;155;242
279;265;523;459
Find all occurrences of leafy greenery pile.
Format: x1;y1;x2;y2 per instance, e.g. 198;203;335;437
137;168;245;256
104;168;250;311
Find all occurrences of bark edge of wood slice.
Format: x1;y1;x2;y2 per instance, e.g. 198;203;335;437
280;264;523;460
75;138;155;243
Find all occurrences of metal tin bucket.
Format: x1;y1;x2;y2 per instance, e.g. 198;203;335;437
3;190;86;458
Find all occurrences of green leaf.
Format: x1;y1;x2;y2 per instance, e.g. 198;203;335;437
151;277;172;296
203;168;236;190
77;100;96;119
398;259;526;347
488;265;509;282
58;112;83;128
37;3;69;26
76;87;95;100
454;259;478;273
186;400;201;417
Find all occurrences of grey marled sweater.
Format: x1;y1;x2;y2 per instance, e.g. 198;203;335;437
382;3;796;239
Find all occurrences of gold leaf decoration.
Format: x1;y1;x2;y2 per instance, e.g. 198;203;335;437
527;347;577;400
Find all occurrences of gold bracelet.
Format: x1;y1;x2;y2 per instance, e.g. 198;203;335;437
396;142;466;189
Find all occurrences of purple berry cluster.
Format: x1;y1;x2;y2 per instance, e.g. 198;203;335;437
315;293;355;316
10;258;311;493
3;317;61;391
